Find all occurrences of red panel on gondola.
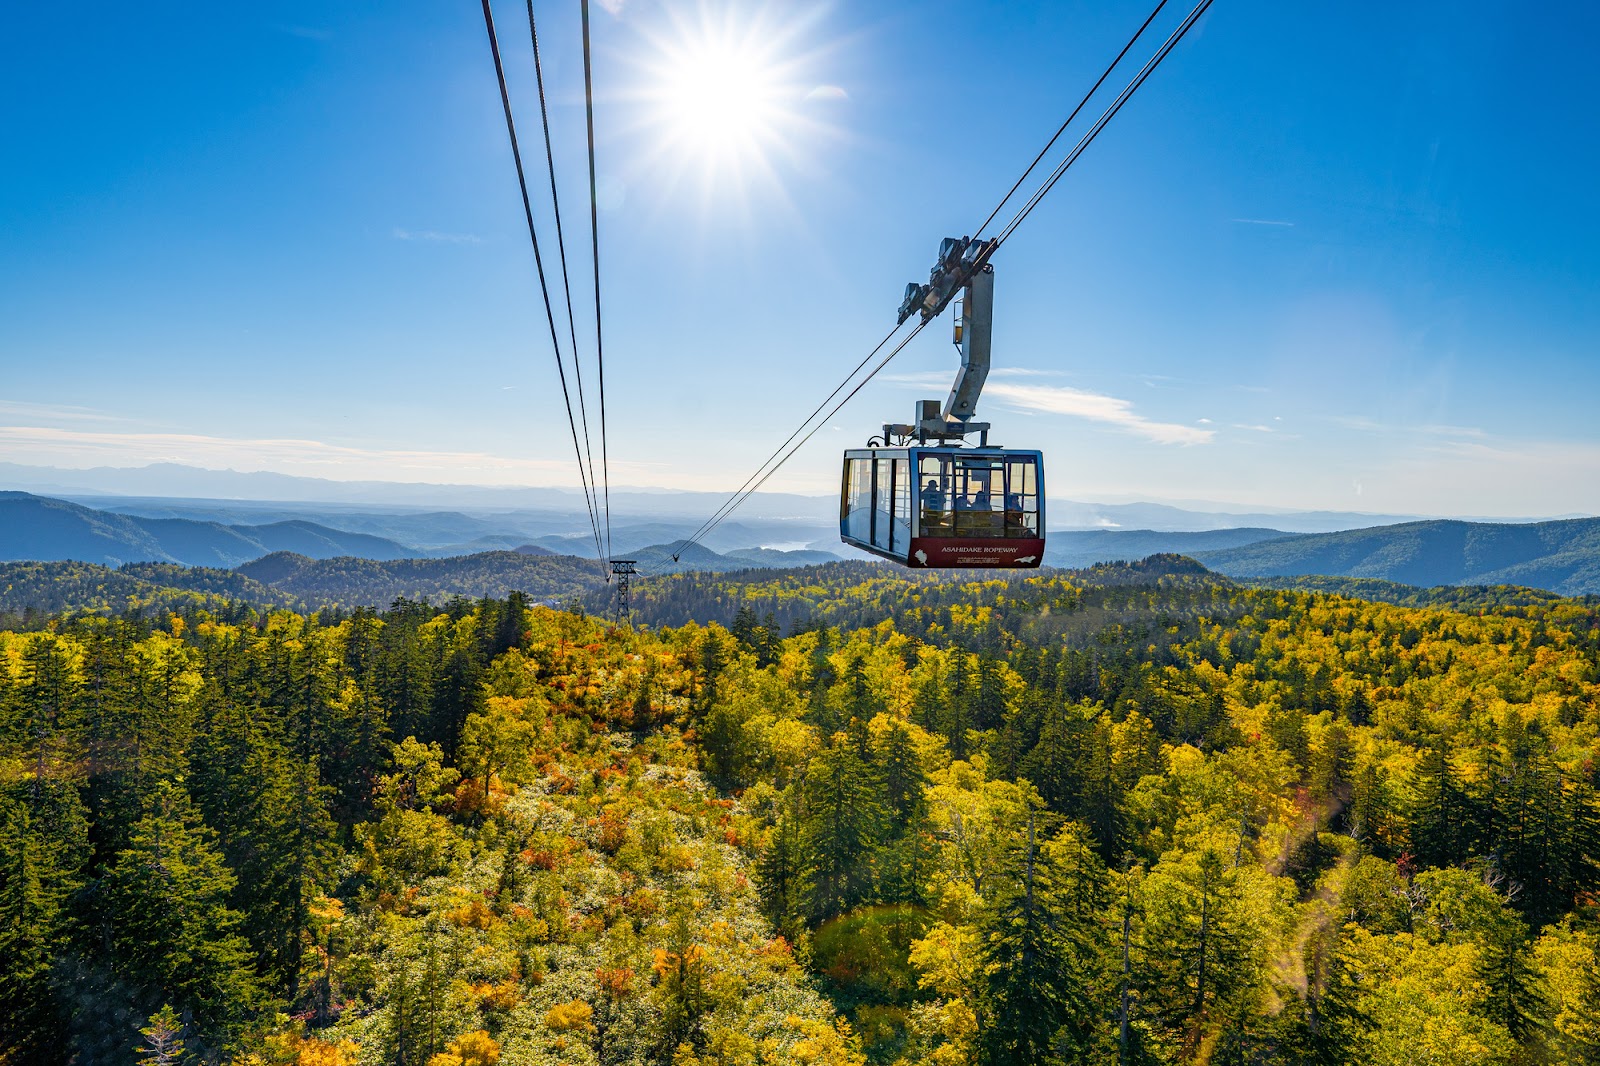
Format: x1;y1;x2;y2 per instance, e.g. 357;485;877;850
905;537;1045;569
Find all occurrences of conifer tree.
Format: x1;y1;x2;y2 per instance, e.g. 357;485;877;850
911;661;945;734
489;589;529;659
1136;848;1253;1055
135;1005;186;1066
1410;736;1474;868
97;780;265;1050
876;723;934;908
377;602;437;744
1022;704;1085;814
1080;716;1129;862
978;816;1107;1066
974;657;1008;732
16;634;81;804
0;784;88;1065
801;739;884;923
632;654;658;732
944;655;975;759
758;790;807;942
655;911;711;1062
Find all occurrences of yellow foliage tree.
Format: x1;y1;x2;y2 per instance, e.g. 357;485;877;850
545;999;596;1034
426;1030;500;1066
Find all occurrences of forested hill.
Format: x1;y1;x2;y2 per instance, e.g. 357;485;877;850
0;560;300;623
0;553;604;623
1195;515;1600;594
234;550;604;607
1240;573;1600;611
0;491;417;566
4;564;1599;1064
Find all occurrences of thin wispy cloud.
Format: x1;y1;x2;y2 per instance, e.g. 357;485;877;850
1374;438;1600;515
885;368;1060;387
0;425;669;486
987;367;1065;378
1328;415;1487;439
278;25;332;41
984;383;1214;445
0;400;126;423
393;228;483;245
1231;218;1294;227
886;372;1211;445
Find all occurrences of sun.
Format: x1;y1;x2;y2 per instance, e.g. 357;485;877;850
659;34;783;161
625;4;840;207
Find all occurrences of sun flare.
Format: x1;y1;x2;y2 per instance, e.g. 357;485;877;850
659;37;783;159
627;4;840;206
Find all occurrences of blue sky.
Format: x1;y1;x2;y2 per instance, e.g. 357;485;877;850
2;0;1598;517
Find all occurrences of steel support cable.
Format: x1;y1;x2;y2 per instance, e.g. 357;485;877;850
669;319;909;560
526;0;602;551
479;0;605;564
579;0;613;564
680;0;1175;559
973;0;1171;239
676;0;1215;557
994;0;1214;249
676;319;934;554
664;4;1177;563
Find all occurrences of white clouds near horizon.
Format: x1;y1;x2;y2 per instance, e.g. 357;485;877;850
886;372;1212;445
0;425;671;487
984;382;1215;445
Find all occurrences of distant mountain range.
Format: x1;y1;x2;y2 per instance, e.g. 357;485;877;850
0;542;863;617
1193;517;1600;596
0;489;864;613
5;484;1600;597
72;496;841;558
0;461;828;515
0;492;419;567
0;492;845;570
10;460;1587;536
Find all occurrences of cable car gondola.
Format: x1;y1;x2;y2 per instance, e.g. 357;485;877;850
840;236;1047;569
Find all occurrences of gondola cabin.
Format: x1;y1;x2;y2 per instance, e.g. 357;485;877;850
840;446;1045;568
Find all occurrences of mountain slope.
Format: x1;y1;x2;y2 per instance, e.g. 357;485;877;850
0;492;417;566
226;520;414;560
235;550;605;606
0;559;298;617
1042;527;1294;568
0;492;174;564
1195;516;1600;595
723;546;844;568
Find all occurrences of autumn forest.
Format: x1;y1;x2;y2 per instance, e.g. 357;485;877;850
3;559;1599;1066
